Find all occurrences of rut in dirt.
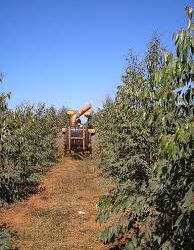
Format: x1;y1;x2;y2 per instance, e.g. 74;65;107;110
0;158;109;250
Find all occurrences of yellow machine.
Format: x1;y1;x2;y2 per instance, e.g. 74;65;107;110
62;104;95;155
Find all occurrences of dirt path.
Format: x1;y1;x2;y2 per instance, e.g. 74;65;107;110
0;158;109;250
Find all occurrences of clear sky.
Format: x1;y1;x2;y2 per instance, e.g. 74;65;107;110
0;0;193;110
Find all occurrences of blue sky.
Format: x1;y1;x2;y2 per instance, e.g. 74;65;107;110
0;0;193;110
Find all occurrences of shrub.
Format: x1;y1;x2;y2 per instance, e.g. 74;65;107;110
0;79;68;204
95;7;194;249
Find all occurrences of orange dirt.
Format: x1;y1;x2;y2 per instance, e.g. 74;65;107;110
0;158;109;250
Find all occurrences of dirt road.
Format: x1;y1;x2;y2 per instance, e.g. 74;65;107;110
0;158;108;250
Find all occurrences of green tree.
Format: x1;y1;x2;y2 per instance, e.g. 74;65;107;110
95;7;194;249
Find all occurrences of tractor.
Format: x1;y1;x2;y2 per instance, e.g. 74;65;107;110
62;104;95;156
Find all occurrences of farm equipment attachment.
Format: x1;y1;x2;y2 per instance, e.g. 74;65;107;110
62;104;95;156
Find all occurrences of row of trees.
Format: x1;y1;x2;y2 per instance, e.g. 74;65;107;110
0;76;68;205
94;7;193;249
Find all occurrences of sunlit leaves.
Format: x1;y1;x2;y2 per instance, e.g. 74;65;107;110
0;82;68;205
95;6;194;250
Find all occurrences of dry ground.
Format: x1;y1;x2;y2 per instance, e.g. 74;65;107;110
0;158;109;250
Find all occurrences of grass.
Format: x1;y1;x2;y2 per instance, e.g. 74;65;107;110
17;207;71;250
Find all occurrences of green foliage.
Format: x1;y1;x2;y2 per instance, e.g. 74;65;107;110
95;7;194;250
0;81;68;205
0;226;13;250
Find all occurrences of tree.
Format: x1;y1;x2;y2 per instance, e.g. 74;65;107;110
95;7;194;249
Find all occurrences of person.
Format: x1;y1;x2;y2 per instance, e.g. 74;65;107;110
77;118;83;127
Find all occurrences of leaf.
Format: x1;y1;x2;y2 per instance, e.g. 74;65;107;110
126;241;135;250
